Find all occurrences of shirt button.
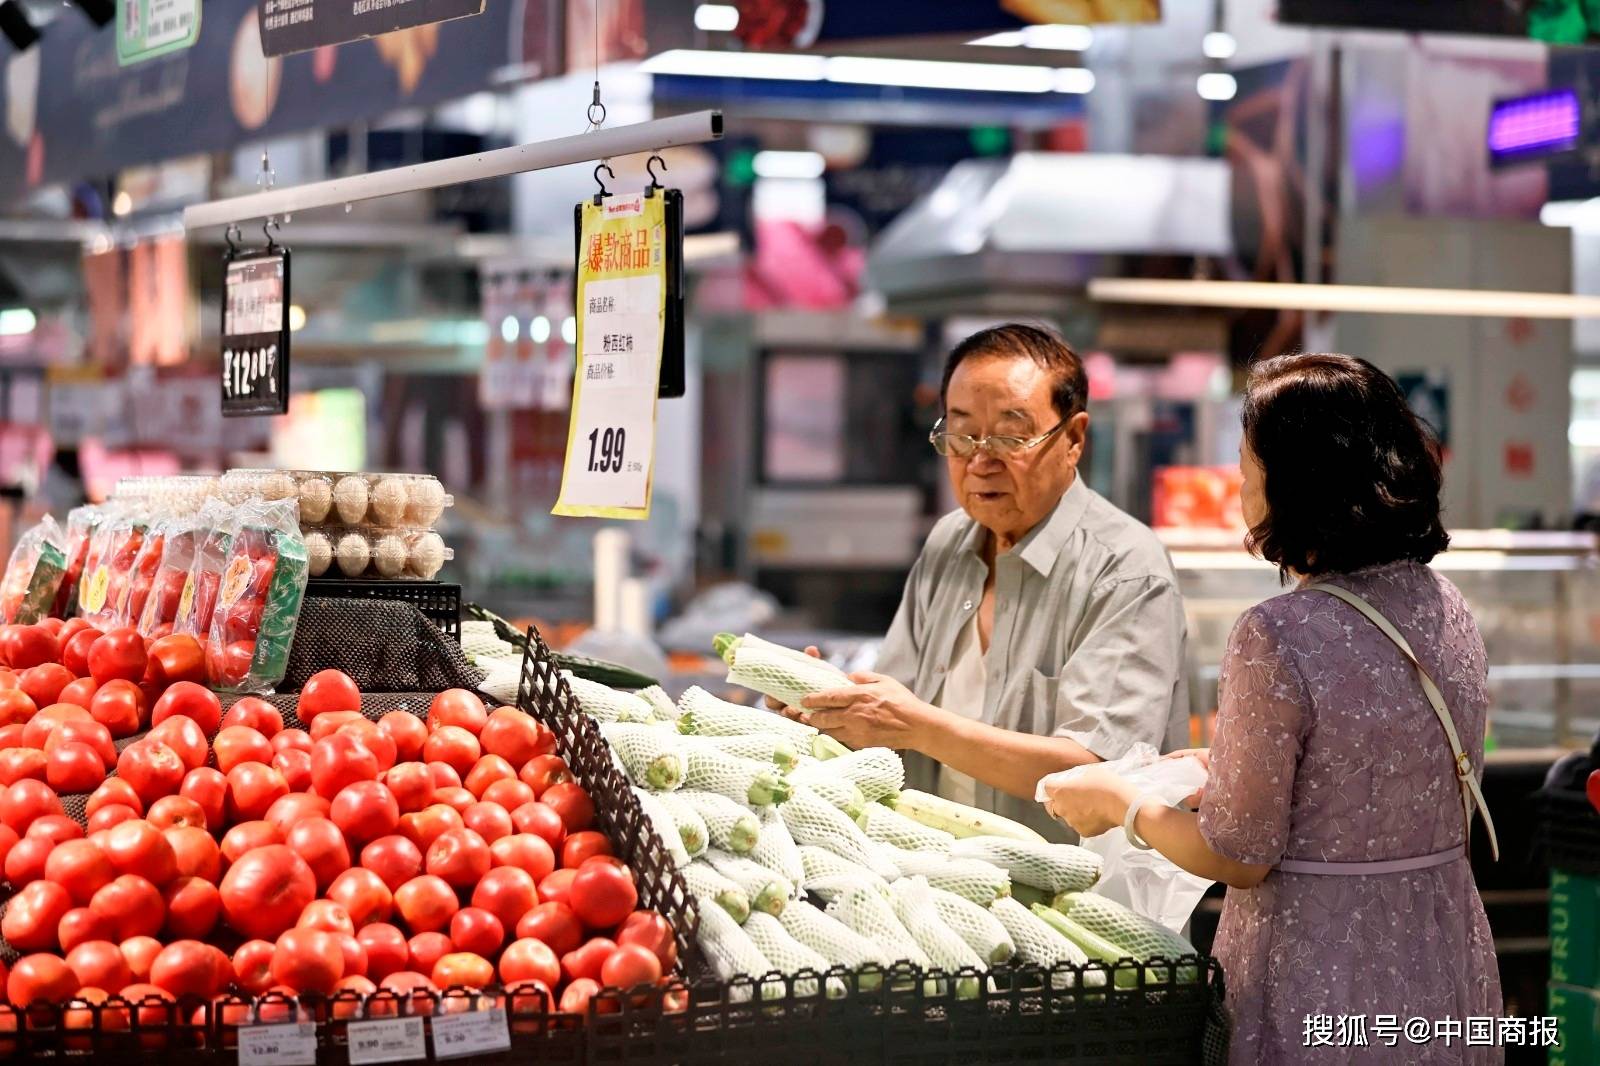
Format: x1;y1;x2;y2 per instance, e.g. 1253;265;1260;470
962;600;974;611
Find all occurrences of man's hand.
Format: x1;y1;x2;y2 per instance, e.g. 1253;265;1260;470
798;672;933;751
1040;764;1138;838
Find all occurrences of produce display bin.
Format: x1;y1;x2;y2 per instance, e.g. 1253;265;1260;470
303;578;462;639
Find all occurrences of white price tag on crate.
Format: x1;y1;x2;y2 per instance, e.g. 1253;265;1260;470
237;1022;317;1066
431;1006;512;1059
346;1016;427;1064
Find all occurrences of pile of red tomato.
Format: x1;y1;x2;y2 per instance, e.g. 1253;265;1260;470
0;641;677;1028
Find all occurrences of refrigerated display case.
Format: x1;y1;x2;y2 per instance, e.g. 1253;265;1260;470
1163;529;1600;750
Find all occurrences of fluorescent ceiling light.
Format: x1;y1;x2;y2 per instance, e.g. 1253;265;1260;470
1089;277;1600;319
642;49;825;80
694;4;739;32
1197;72;1237;101
1202;32;1237;59
826;55;1055;93
971;24;1093;50
753;150;826;179
0;308;36;336
1540;198;1599;228
1054;68;1095;94
288;305;307;332
112;191;132;217
531;315;552;343
561;317;577;345
500;315;519;343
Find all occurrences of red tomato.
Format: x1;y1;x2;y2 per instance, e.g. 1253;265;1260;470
45;838;115;905
560;937;617;983
0;720;23;746
263;792;330;837
432;952;492;991
232;939;276;995
331;780;400;845
119;936;162;982
397;803;464;852
384;762;434;813
88;680;143;738
219;845;316;941
272;748;313;792
162;878;222;939
1;777;63;834
146;795;206;832
422;726;481;777
541;782;595;833
426;827;491;890
479;708;548;766
146;634;205;687
298;899;356;936
501;936;561;989
561;831;613;870
208;640;256;687
515;901;583;956
600;943;662;990
285;817;352;891
150;682;222;735
537;868;577;910
616;911;678;972
337;720;396;773
481;778;535;812
490;833;556;883
220;696;283;736
427;690;488;736
67;939;132;991
6;831;49;884
45;750;105;806
377;711;428;762
511;802;566;848
568;862;637;930
213;725;274;773
86;803;138;834
558;977;600;1015
428;763;462;790
271;927;344;994
377;970;439;1016
310;732;380;799
3;879;73;950
357;923;409;983
87;628;147;686
0;748;47;789
59;906;116;951
165;825;221;882
271;728;312;754
7;953;77;1007
57;677;99;711
148;939;225;998
393;874;459;934
46;719;115;768
221;820;285;864
84;778;140;818
326;868;394;928
1588;768;1600;814
61;628;100;677
309;711;365;743
225;762;290;823
179;766;227;830
518;754;573;798
90;874;165;940
408;931;454;975
449;906;505;957
0;687;36;727
148;715;207;771
117;981;177;1042
0;817;15;864
298;670;362;722
463;801;513;843
1;625;60;671
27;813;82;844
471;866;539;931
464;754;516;799
21;702;92;749
360;834;424;891
336;934;368;980
435;787;476;814
19;663;75;709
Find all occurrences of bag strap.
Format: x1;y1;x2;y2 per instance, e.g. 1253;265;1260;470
1303;582;1499;862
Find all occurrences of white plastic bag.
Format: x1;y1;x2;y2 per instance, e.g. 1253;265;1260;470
1035;743;1212;933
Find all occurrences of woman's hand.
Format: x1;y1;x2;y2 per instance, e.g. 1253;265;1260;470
1041;764;1139;839
798;673;935;751
1161;748;1210;807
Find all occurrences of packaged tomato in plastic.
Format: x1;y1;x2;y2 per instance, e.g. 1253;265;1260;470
174;500;237;640
205;499;308;693
0;515;69;624
115;518;169;628
53;505;101;617
79;506;148;624
137;512;205;639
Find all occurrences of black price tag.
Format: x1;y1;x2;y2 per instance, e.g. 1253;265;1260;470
221;249;291;417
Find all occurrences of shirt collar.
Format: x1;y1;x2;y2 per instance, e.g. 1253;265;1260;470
955;476;1091;577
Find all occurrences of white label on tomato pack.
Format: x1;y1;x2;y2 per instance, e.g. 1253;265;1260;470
346;1017;427;1065
237;1022;317;1066
431;1007;511;1059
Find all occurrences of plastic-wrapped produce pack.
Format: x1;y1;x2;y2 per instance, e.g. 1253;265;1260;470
205;498;308;693
53;505;101;617
0;515;68;623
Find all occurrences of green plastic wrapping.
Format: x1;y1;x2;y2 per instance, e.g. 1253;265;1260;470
0;515;68;624
204;499;308;693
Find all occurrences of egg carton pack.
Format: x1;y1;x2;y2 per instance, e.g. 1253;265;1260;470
303;525;453;581
108;474;219;514
220;468;453;529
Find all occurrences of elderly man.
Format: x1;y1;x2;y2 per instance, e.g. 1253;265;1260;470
787;324;1189;840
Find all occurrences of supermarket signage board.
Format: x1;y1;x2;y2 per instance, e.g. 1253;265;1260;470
116;0;200;66
221;249;291;418
552;193;668;520
258;0;485;58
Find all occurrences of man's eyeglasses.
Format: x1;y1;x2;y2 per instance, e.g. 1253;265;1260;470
929;417;1066;458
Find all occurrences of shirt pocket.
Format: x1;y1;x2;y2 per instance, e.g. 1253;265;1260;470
1019;667;1061;735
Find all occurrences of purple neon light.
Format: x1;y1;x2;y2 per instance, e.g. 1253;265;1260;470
1488;90;1581;156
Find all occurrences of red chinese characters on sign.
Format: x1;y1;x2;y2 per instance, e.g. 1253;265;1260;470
585;228;654;275
1504;442;1534;477
1506;374;1535;413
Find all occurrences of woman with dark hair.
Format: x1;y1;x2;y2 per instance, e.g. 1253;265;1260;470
1045;353;1502;1064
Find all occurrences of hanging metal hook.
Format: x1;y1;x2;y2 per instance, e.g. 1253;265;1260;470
592;162;616;205
644;154;667;197
263;217;281;252
224;223;242;257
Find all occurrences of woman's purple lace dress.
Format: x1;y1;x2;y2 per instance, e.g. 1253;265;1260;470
1198;562;1501;1064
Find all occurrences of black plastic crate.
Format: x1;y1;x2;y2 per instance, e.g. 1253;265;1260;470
305;578;461;639
1538;788;1600;878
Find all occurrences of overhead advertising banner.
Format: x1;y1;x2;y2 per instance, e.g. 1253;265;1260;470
259;0;485;58
806;0;1160;45
116;0;202;66
1280;0;1600;44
